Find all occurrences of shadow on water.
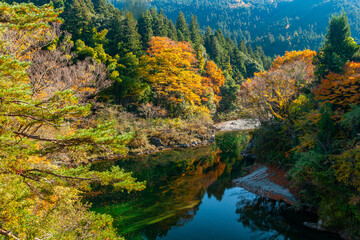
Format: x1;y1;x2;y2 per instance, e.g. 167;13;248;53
90;131;341;240
235;194;341;240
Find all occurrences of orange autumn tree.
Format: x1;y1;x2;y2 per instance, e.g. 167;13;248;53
240;50;316;120
140;37;225;116
314;61;360;112
202;60;226;104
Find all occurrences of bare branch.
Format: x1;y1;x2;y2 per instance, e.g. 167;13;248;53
0;227;22;240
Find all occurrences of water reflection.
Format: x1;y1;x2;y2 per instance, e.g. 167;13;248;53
90;131;340;240
90;131;250;239
235;195;341;240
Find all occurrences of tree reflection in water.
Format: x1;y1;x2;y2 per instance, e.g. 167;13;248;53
235;193;341;240
90;131;253;240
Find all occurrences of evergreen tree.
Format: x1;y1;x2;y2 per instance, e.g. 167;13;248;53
315;12;359;79
152;10;168;37
239;40;248;54
176;11;190;42
189;15;201;48
247;43;254;58
138;10;153;49
119;12;142;56
208;35;221;65
215;29;227;49
167;19;178;41
230;47;246;81
62;0;93;40
92;0;109;15
204;26;212;48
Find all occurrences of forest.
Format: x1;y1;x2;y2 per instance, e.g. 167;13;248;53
147;0;360;56
0;0;359;239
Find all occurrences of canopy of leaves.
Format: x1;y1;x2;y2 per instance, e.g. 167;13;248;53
140;37;226;117
240;50;316;120
314;61;360;112
0;3;145;239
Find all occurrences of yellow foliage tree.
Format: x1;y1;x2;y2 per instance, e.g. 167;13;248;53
139;37;208;116
202;60;226;104
240;50;316;120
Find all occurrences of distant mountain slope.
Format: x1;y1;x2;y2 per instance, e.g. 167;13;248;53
149;0;360;56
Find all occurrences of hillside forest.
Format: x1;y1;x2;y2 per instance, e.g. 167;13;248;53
146;0;360;57
0;0;359;239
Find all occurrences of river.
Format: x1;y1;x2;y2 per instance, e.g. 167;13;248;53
90;131;341;240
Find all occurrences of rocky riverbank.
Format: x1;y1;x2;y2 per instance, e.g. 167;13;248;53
215;119;260;132
233;165;298;205
127;118;260;156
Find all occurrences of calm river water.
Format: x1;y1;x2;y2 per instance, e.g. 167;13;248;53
90;131;341;240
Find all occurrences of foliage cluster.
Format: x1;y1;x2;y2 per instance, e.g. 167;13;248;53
241;13;360;237
3;0;271;118
0;3;147;239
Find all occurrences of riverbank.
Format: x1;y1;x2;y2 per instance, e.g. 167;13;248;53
233;164;298;205
215;119;261;132
123;118;260;156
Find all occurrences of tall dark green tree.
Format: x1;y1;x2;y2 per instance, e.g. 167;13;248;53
315;13;359;79
176;11;190;42
239;40;248;54
152;10;168;37
189;15;201;48
119;12;142;56
62;0;93;40
138;10;153;49
167;19;178;41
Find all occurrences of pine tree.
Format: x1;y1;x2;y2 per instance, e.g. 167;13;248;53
119;12;142;56
138;10;153;49
230;47;246;81
189;15;201;48
152;10;168;37
239;40;248;54
176;11;190;42
204;26;212;46
315;12;359;79
62;0;93;40
167;19;178;41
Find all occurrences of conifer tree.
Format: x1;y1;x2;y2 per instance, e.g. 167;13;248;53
176;11;190;42
0;3;144;238
167;19;178;41
92;0;109;15
190;15;201;48
120;12;142;56
315;12;359;79
239;40;248;54
62;0;93;40
152;9;168;37
138;10;154;49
